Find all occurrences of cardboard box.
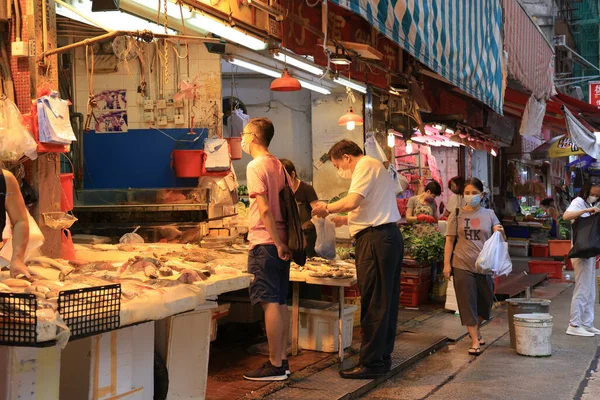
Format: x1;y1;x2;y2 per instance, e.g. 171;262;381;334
208;229;220;237
208;220;223;229
218;229;230;237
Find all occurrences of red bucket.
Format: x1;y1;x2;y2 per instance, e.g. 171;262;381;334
227;138;242;160
171;150;205;178
60;173;74;212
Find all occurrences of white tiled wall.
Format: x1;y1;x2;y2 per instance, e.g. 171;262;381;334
73;41;221;131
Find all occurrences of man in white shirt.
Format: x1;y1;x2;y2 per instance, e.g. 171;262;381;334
313;140;403;379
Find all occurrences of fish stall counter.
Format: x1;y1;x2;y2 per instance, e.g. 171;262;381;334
0;243;252;400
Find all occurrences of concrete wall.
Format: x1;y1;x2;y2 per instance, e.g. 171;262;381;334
311;89;365;200
521;0;556;42
221;75;313;183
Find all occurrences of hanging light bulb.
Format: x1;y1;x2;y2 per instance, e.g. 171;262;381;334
338;107;364;131
405;140;413;153
387;130;395;147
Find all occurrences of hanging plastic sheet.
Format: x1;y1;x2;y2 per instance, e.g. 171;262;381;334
519;95;546;137
0;97;37;162
564;106;600;159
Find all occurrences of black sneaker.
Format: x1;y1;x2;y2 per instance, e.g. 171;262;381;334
282;359;291;375
243;361;287;381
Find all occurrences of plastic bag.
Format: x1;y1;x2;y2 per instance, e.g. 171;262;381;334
365;134;387;163
227;108;249;137
204;138;231;172
312;215;337;260
388;164;409;195
475;231;512;277
37;92;77;145
0;211;45;261
0;97;38;162
119;226;144;244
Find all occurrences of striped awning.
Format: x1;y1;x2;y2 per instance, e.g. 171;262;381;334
329;0;504;114
503;0;555;100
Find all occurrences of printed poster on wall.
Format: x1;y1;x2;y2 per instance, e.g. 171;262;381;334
589;82;600;107
94;89;128;133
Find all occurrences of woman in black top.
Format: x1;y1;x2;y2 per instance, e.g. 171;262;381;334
280;159;320;257
0;169;30;278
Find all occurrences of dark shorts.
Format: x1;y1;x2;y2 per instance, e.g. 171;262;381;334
453;268;495;326
248;245;291;305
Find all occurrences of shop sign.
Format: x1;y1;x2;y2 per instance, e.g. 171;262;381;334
589;81;600;107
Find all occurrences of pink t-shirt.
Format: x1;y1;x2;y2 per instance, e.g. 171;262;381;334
247;155;289;248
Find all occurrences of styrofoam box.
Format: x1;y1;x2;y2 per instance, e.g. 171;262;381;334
288;300;357;353
509;240;529;257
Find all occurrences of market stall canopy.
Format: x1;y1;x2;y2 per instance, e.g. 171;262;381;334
531;134;585;159
328;0;504;114
503;0;555;100
566;155;594;169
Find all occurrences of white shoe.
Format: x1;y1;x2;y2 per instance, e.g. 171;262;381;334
583;326;600;335
566;325;595;337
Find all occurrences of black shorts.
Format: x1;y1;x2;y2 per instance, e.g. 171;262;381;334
248;245;290;305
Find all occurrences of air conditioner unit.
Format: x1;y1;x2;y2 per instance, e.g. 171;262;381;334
553;35;567;47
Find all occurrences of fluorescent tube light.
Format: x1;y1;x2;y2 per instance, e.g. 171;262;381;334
130;0;193;19
228;58;280;78
297;79;331;95
189;13;267;51
333;77;367;94
274;52;323;76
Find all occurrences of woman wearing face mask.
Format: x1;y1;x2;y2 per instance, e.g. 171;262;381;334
443;178;505;356
563;179;600;337
442;176;465;219
406;181;442;225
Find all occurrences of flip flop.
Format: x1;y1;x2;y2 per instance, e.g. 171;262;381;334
468;347;482;356
479;336;485;346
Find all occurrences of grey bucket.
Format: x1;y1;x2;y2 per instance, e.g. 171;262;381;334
506;298;551;349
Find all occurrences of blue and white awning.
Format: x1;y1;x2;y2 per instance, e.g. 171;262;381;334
330;0;504;114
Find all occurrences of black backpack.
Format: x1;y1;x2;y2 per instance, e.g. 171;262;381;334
279;169;306;266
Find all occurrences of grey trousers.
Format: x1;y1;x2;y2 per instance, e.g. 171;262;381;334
453;268;494;326
570;257;597;327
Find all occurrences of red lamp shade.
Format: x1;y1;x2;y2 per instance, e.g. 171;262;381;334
270;68;301;91
337;107;364;130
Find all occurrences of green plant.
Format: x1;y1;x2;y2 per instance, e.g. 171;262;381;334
410;231;445;266
400;225;414;255
558;217;571;240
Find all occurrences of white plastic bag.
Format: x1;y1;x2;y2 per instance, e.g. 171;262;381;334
228;108;249;137
475;231;513;277
388;164;409;195
0;97;38;162
312;215;336;260
119;226;144;244
37;92;77;145
365;134;387;163
204;138;230;171
0;211;45;261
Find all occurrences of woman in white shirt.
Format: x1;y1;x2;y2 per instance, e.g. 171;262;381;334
443;176;465;218
563;179;600;337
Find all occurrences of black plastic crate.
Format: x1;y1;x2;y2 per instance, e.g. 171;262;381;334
58;284;121;340
0;292;38;346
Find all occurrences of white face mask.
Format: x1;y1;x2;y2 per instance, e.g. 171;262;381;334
337;168;352;179
588;196;599;204
241;135;253;155
464;194;482;207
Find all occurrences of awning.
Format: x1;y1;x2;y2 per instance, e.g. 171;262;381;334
503;0;555;100
329;0;504;114
531;134;586;159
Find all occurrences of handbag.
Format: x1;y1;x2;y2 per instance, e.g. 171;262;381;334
279;168;306;266
568;212;600;259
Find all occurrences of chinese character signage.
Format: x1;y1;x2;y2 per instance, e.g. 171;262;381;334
589;81;600;107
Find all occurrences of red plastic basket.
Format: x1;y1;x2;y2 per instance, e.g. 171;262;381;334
400;280;430;307
529;260;563;279
531;244;549;258
548;240;571;257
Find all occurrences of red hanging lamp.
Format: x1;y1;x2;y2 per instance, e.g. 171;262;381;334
338;107;364;131
270;68;301;91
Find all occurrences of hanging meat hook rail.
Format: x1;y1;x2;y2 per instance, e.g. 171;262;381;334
37;30;220;65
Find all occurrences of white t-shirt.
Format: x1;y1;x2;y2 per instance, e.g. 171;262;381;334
347;156;401;237
566;197;593;222
447;194;465;213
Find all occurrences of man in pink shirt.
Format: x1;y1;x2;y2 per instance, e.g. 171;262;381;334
242;118;293;381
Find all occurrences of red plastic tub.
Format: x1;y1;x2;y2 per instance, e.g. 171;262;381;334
400;280;430;307
548;240;571;257
531;244;549;258
60;173;74;212
529;260;564;279
227;138;242;160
